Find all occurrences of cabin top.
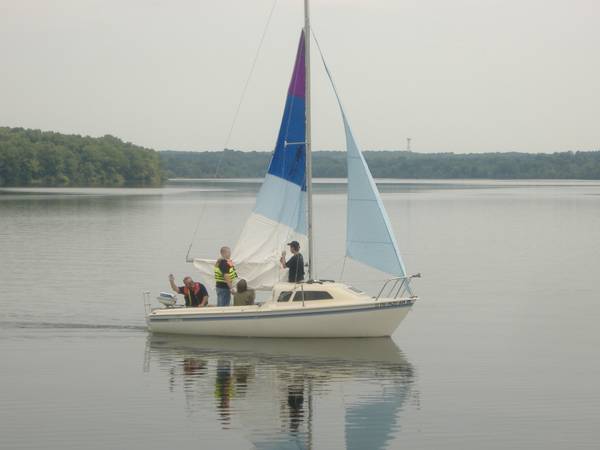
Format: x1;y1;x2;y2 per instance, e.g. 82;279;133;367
269;281;370;304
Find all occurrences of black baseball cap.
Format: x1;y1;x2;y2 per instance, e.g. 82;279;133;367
287;241;300;249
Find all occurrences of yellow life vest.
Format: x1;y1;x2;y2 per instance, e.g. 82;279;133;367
214;259;238;283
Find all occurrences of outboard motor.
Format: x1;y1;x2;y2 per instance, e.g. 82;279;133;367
157;292;177;307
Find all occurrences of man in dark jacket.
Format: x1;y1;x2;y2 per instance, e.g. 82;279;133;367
169;274;209;307
280;241;305;283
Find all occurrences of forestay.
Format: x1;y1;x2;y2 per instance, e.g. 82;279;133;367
194;32;308;289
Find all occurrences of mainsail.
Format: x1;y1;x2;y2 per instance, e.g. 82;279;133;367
194;32;307;289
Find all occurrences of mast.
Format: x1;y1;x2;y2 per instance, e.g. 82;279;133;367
304;0;314;280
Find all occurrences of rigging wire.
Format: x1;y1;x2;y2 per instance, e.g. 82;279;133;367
186;0;278;262
311;28;345;114
311;27;352;280
339;255;348;281
221;0;279;154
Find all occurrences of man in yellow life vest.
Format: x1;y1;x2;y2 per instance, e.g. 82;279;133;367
214;246;238;307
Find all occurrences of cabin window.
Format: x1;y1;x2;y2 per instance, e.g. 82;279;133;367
293;291;334;301
277;291;293;302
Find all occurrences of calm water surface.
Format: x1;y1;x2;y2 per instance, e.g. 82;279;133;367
1;180;599;449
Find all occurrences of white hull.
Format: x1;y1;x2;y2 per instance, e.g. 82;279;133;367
147;298;414;338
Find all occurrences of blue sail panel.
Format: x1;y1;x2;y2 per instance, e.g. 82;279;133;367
248;30;306;234
264;31;306;190
266;95;306;189
252;30;306;234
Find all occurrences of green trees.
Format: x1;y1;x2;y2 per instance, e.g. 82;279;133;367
160;149;272;179
161;149;600;180
2;126;598;186
0;127;165;187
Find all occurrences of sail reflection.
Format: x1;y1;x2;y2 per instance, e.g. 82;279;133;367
145;335;415;449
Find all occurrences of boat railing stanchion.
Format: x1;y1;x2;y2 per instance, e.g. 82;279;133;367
376;278;393;300
142;291;151;314
388;278;400;298
394;279;406;299
375;280;389;300
376;278;400;300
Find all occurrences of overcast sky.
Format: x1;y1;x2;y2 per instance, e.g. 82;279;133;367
1;0;598;153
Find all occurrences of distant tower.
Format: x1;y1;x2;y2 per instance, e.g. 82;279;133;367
406;137;412;152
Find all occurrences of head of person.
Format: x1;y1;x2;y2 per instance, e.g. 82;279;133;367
288;241;300;254
183;276;194;288
236;279;248;293
220;246;231;259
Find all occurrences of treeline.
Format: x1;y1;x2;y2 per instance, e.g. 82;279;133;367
3;126;598;187
161;149;600;180
162;150;271;179
0;127;164;187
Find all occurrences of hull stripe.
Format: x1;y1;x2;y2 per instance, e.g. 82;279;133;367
149;301;413;322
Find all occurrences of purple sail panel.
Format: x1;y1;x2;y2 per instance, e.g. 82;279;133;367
288;31;305;99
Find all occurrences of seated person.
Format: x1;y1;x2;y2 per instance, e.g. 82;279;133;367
169;274;208;307
233;279;255;306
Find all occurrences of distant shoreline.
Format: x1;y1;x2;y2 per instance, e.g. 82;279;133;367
166;177;600;184
161;149;600;180
3;127;599;187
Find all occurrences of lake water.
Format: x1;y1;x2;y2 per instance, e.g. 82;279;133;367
1;179;599;449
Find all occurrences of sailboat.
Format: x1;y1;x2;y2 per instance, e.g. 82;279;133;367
146;0;420;338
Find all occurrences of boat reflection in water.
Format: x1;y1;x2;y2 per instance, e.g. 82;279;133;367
145;335;416;449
